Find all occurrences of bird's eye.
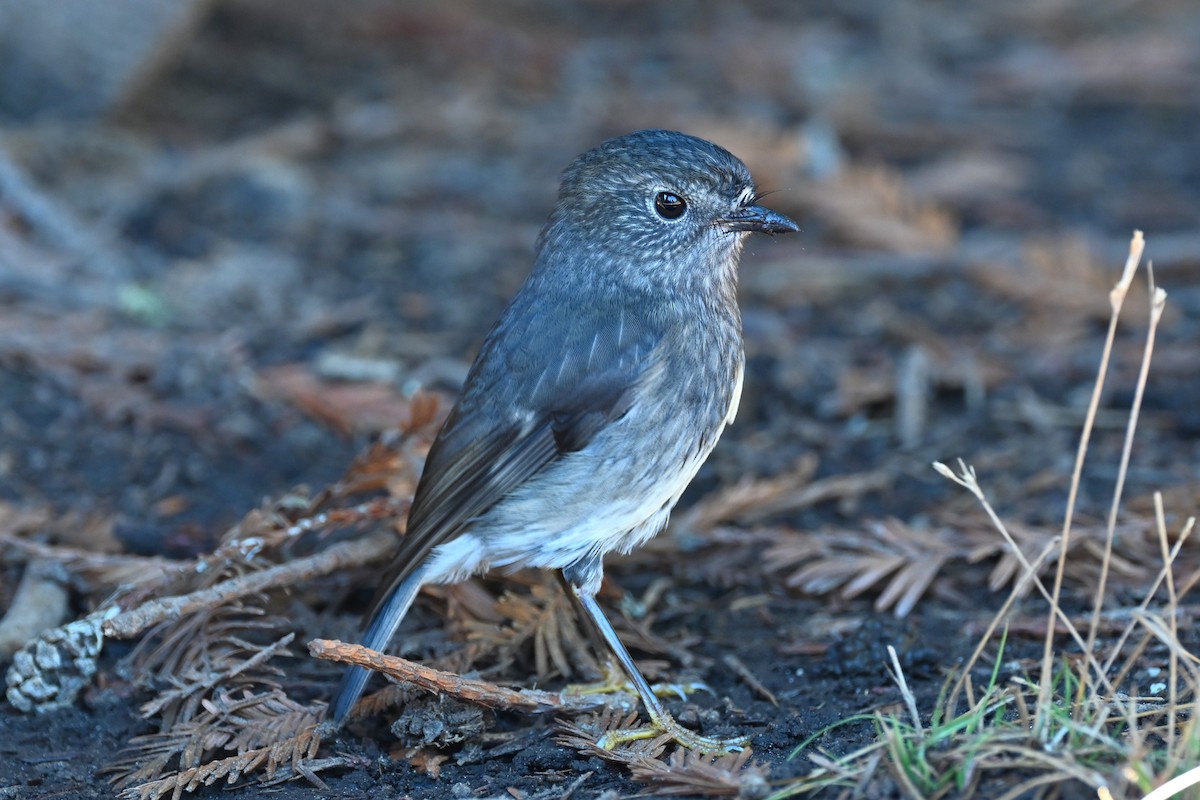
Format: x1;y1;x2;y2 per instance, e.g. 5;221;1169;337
653;191;687;220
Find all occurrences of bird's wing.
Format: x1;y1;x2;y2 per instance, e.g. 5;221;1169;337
364;294;662;621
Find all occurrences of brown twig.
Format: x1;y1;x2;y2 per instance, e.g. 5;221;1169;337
0;533;179;586
721;653;777;707
679;461;893;532
103;531;396;639
309;638;622;716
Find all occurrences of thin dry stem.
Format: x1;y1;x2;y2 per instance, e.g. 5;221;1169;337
1086;263;1166;656
104;532;395;639
722;653;778;706
886;644;922;735
945;538;1058;714
1101;515;1194;676
1131;612;1200;679
1143;766;1200;800
1154;493;1180;757
1041;229;1144;738
1093;518;1196;742
933;460;1114;694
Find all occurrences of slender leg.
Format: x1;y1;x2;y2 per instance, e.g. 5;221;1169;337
556;570;631;687
555;572;707;700
562;570;749;752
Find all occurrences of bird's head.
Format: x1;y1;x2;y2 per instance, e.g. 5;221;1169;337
537;129;798;295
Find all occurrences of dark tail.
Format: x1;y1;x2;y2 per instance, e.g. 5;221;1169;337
330;561;430;726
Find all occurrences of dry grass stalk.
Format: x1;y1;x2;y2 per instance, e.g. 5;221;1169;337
1138;764;1200;800
1154;493;1180;759
1085;261;1167;657
722;653;778;706
674;455;819;532
1041;229;1144;736
781;231;1197;800
934;460;1115;694
944;537;1058;714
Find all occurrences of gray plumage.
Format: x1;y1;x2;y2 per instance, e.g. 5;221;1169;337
332;130;797;741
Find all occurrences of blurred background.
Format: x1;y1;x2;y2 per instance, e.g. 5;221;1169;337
2;0;1196;550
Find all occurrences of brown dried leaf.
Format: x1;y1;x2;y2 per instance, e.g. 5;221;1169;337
766;519;964;617
254;363;442;436
556;711;769;798
115;728;330;800
675;455;819;533
629;747;771;797
328;404;443;500
0;501;121;554
218;690;322;754
468;576;595;680
971;234;1152;326
833;349;1006;418
137;628;291;724
675;464;894;533
554;709;670;765
406;748;450;778
111;689;324;794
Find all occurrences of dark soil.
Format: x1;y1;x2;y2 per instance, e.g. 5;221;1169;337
2;1;1199;798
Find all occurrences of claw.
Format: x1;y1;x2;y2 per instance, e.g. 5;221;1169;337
561;579;753;754
656;681;709;702
596;713;749;752
565;664;709;703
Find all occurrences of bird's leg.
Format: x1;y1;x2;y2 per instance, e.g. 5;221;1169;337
555;573;709;702
561;570;749;752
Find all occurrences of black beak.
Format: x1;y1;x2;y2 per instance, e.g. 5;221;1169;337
718;204;799;235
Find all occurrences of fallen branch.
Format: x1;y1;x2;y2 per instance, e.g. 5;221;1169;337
309;638;623;716
103;531;396;639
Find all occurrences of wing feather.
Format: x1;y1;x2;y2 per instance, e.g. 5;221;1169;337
364;292;661;620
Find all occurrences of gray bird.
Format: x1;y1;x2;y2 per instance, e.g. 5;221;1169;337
332;129;798;750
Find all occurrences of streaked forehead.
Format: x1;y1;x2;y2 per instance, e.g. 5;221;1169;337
562;130;754;196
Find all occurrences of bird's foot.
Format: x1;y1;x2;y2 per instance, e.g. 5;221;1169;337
596;710;750;752
567;677;710;702
566;662;710;702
